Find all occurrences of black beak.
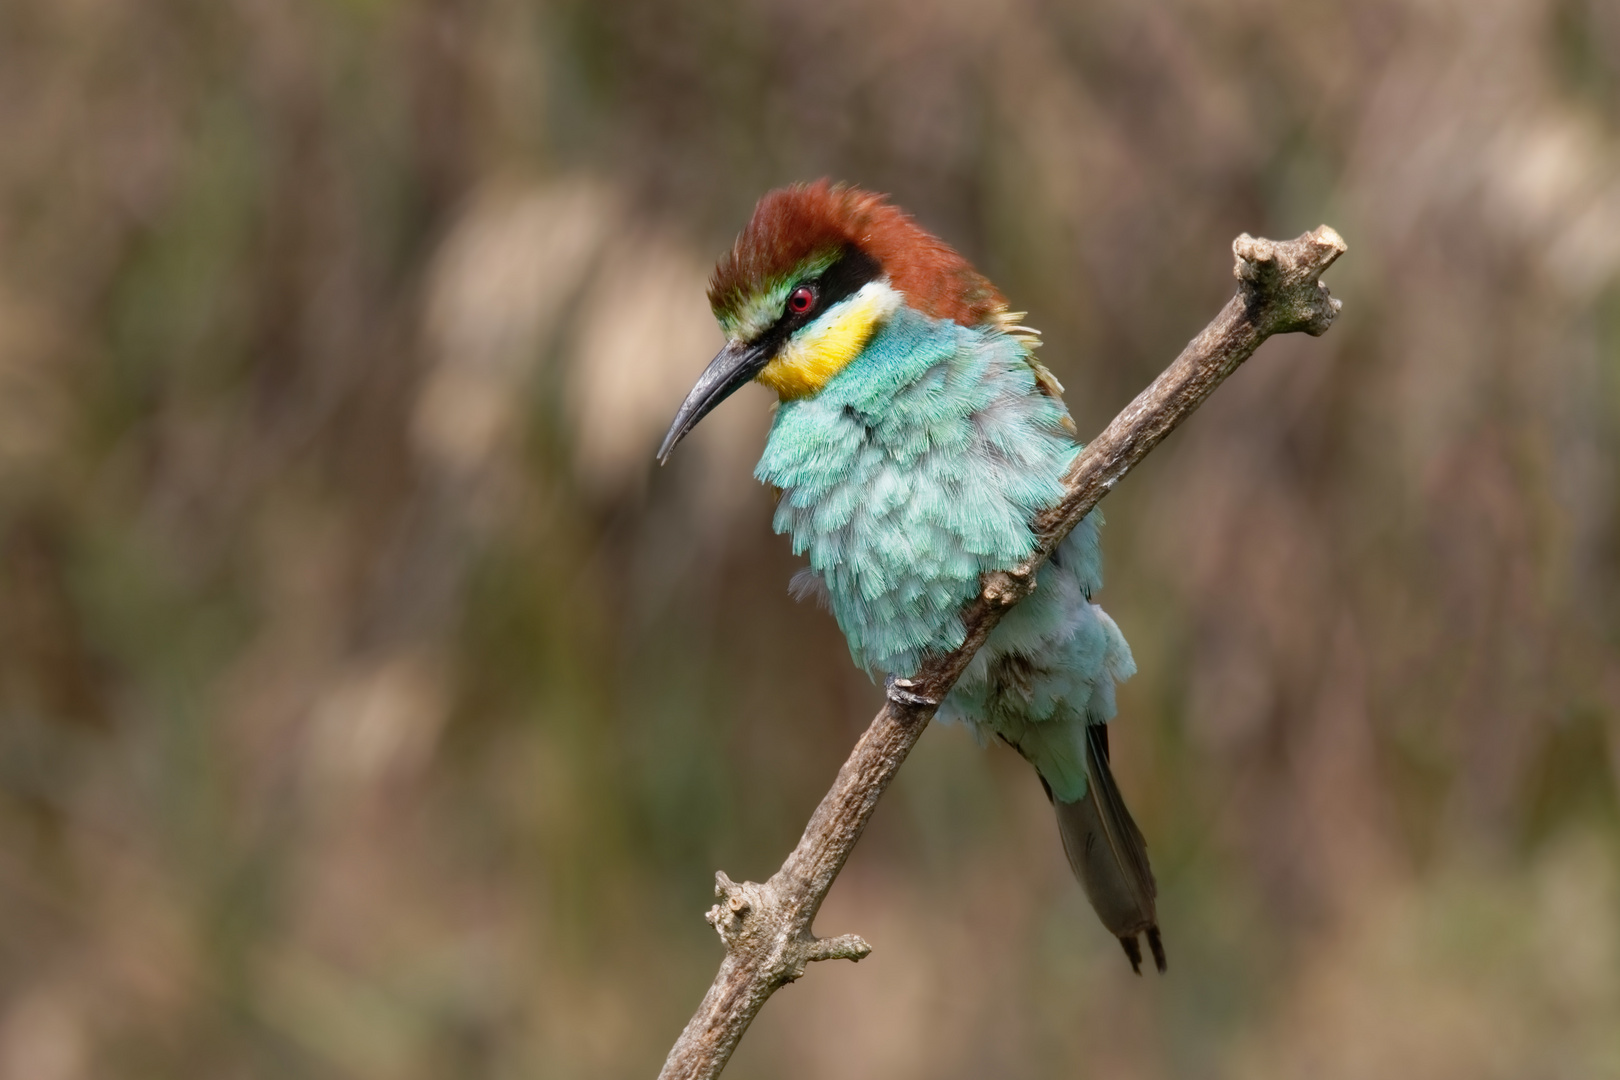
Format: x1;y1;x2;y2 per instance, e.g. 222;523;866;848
657;339;772;464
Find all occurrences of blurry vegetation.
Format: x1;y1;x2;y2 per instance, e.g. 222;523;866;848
1;1;1619;1078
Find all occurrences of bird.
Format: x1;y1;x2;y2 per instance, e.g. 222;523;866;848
658;180;1164;974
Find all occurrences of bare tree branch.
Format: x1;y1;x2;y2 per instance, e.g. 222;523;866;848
658;226;1347;1080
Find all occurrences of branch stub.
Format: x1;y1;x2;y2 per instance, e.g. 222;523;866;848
1233;225;1346;337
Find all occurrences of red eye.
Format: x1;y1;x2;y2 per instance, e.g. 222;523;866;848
787;285;815;314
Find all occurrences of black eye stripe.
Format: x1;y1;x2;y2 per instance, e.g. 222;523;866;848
807;245;881;317
752;244;882;357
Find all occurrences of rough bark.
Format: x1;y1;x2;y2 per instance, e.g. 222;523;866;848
658;226;1347;1080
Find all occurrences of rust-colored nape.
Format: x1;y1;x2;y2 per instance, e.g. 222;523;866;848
710;180;1007;327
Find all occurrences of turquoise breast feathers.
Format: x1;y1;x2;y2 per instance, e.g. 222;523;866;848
756;303;1135;794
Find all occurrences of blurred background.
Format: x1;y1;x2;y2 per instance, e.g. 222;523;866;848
1;1;1618;1077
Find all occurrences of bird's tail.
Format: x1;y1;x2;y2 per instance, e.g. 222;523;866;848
1051;724;1165;974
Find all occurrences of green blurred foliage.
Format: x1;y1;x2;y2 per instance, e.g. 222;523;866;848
0;0;1618;1077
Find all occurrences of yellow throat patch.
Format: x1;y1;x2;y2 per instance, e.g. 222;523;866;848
755;283;898;400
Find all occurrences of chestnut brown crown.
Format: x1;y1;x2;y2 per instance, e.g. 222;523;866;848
708;180;1008;331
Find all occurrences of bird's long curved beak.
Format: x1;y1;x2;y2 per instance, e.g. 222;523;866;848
657;339;771;464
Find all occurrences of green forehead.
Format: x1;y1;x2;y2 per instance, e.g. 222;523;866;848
713;251;840;340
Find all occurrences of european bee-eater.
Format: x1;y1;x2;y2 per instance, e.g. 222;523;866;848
659;181;1164;973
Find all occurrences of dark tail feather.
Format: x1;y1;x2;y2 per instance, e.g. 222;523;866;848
1052;725;1165;974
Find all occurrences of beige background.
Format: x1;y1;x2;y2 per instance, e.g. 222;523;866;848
0;1;1617;1077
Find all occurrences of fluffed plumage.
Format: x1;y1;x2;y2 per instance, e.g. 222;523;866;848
662;180;1164;972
